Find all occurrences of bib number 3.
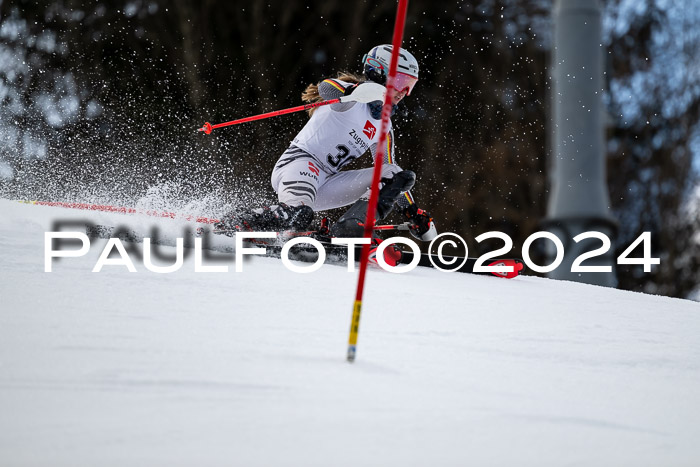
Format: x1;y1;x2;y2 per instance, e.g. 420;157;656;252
327;144;353;168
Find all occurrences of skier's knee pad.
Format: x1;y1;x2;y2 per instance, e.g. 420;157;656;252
383;169;416;192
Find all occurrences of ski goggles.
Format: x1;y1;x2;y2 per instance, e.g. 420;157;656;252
392;72;418;96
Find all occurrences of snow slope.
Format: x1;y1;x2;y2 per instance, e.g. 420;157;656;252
1;198;699;467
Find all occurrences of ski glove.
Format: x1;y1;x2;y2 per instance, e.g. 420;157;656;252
404;204;438;241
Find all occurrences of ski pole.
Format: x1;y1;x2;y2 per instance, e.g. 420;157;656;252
199;100;338;134
198;82;387;134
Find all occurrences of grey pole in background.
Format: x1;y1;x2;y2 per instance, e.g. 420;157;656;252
545;0;618;286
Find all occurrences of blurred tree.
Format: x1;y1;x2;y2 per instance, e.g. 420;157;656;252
604;0;700;297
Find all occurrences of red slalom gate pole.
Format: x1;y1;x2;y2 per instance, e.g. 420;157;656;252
198;99;341;134
347;0;410;363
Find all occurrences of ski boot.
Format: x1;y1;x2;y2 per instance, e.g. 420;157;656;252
214;203;314;235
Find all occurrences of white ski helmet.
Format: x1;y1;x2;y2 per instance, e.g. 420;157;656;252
362;44;419;95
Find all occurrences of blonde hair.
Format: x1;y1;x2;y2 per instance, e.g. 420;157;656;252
302;71;364;116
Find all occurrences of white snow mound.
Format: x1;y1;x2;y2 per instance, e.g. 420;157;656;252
0;198;698;466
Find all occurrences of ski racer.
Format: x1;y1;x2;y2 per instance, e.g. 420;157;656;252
216;45;437;243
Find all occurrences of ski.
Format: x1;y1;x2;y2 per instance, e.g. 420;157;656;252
84;223;525;278
212;224;525;278
398;250;524;278
263;241;524;278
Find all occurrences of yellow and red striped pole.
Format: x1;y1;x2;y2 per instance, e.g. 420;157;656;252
348;0;410;363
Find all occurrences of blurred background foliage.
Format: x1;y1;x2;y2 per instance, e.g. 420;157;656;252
0;0;698;298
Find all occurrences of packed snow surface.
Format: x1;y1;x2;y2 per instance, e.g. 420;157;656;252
0;198;698;466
